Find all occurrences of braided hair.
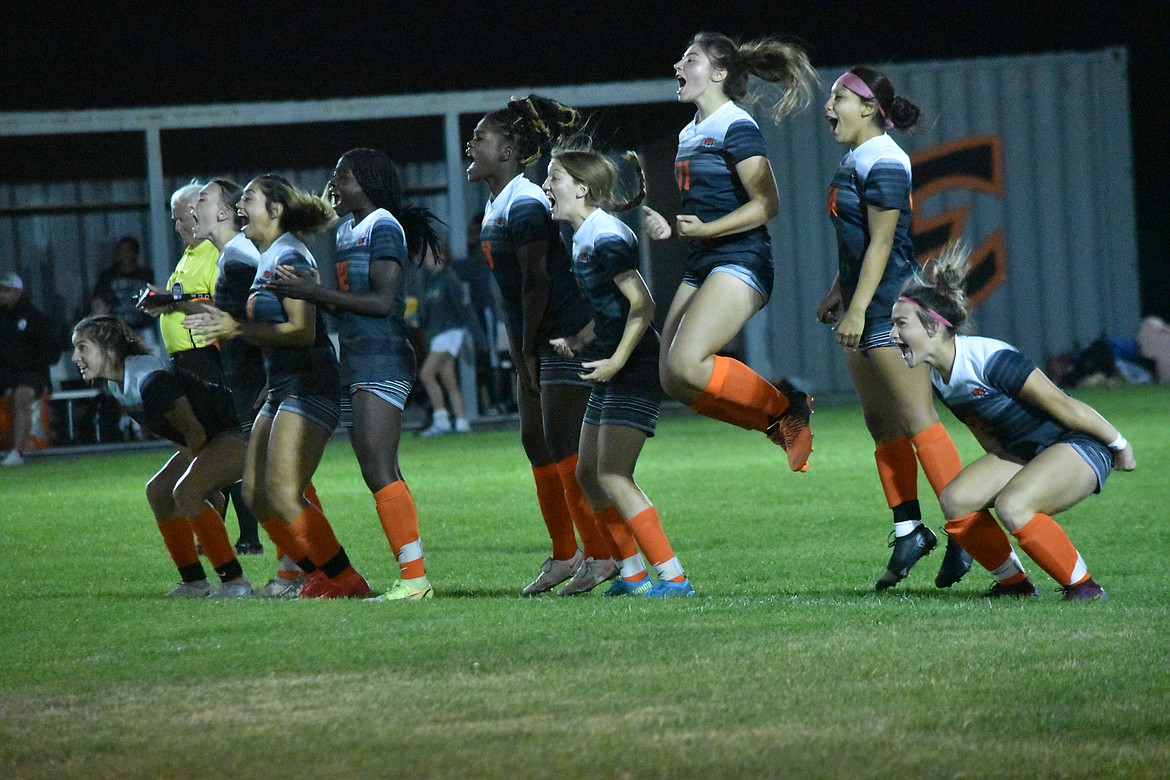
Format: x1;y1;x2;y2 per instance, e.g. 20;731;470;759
485;95;585;166
73;314;150;362
338;148;445;264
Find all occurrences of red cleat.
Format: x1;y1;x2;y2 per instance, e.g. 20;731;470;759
311;567;371;600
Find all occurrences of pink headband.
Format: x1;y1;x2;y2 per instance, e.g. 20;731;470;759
898;296;954;329
836;72;894;130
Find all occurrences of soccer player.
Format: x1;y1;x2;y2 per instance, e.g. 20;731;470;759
890;245;1136;600
642;32;816;472
466;95;618;595
266;149;443;601
185;174;369;599
544;144;693;597
190;178;309;596
71;315;251;598
818;66;972;591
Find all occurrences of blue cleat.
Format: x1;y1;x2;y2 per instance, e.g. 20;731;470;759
647;578;695;598
604;576;654;597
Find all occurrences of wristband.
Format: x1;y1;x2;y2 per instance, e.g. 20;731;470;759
1107;434;1128;452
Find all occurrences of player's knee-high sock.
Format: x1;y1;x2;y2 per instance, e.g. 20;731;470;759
188;506;243;582
946;511;1027;584
875;437;921;533
690;356;789;432
303;481;323;511
555;454;612;560
260;517;316;574
374;480;426;580
532;463;579;560
1012;513;1090;586
289;503;353;579
628;507;684;582
157;515;205;583
597;504;638;562
911;422;962;498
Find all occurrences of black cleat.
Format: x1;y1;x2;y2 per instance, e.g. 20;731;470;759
875;525;938;590
983;578;1040;599
935;533;973;588
1061;577;1106;601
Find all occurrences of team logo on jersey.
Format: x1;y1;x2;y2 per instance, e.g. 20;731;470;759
910;135;1005;307
702;137;716;147
970;386;989;398
497;217;505;226
357;236;367;246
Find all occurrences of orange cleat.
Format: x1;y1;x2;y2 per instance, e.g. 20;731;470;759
766;391;814;472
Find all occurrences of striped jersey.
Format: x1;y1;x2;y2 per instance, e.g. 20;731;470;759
932;335;1066;460
675;100;771;268
108;354;238;445
250;232;339;400
213;233;265;421
480;174;589;346
570;209;658;366
827;133;917;321
332;208;415;386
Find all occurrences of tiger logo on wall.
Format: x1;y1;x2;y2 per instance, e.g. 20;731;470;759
911;134;1005;306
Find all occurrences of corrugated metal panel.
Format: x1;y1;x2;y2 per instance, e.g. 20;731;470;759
749;48;1138;395
1;50;1136;397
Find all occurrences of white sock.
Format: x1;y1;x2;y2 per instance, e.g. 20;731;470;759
893;520;922;538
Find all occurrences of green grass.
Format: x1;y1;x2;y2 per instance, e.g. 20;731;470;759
2;385;1168;779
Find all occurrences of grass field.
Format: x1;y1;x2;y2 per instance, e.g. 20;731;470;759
2;385;1168;779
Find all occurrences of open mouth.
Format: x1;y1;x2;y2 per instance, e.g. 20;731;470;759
676;76;686;93
826;115;839;132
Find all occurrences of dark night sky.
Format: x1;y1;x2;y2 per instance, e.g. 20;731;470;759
2;0;1167;313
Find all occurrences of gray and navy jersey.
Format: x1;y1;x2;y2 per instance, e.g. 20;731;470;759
332;208;415;386
215;232;261;320
827;133;917;321
480;174;589;345
933;335;1067;460
675;100;771;269
108;354;237;445
213;233;265;422
571;209;658;368
250;232;339;400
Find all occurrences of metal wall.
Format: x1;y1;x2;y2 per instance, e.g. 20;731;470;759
1;50;1137;397
749;48;1138;394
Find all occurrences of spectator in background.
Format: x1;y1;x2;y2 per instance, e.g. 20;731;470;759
1;273;59;466
91;236;158;353
417;245;476;437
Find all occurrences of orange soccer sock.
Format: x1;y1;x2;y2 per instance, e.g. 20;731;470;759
690;356;789;433
627;506;682;581
597;505;638;562
374;480;426;580
532;463;579;560
911;422;963;499
303;481;323;512
555;454;612;560
945;510;1014;572
187;506;237;571
875;437;919;510
1012;514;1090;587
289;503;345;573
157;515;200;571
